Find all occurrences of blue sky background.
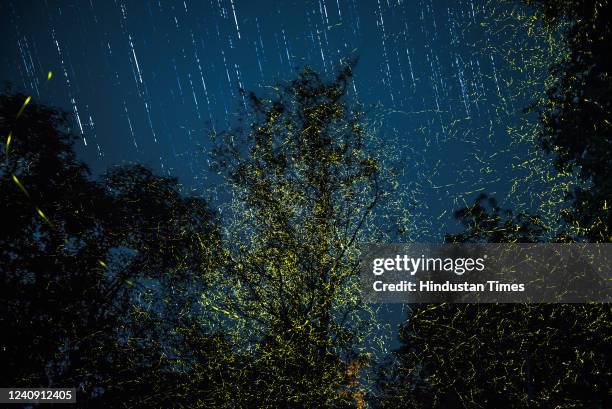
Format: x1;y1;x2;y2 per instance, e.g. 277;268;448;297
1;0;557;348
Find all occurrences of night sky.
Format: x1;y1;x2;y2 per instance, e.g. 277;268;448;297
1;0;558;342
1;0;556;228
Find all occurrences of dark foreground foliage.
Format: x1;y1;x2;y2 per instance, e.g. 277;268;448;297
0;90;235;407
1;61;382;408
375;1;612;408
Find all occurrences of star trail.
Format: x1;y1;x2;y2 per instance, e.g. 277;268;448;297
0;0;567;241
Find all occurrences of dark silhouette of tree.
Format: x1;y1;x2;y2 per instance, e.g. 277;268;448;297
211;62;387;407
376;2;612;405
0;90;230;407
527;0;612;243
375;194;609;408
1;60;395;407
446;194;547;243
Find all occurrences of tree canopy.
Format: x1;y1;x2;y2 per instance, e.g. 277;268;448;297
375;1;612;407
0;90;229;407
209;62;391;407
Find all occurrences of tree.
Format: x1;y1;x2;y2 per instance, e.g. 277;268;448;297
0;90;228;407
0;62;398;407
375;195;609;408
211;62;389;407
527;0;612;242
376;2;612;406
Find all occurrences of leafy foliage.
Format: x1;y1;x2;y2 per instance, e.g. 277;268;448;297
375;2;612;407
1;61;396;407
0;91;228;407
528;0;612;242
211;62;389;407
375;196;610;408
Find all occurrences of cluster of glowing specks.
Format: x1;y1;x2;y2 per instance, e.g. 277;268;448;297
4;72;114;269
6;79;54;227
3;1;609;406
